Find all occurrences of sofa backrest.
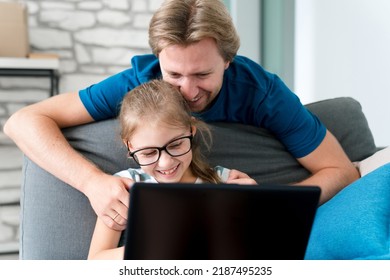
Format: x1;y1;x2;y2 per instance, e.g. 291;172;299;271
62;96;377;184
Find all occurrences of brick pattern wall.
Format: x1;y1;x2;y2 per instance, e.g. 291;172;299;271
0;0;163;255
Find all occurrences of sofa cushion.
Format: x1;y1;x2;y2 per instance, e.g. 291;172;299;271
356;146;390;176
305;97;376;162
305;163;390;260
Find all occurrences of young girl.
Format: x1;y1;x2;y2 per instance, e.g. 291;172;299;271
88;80;256;259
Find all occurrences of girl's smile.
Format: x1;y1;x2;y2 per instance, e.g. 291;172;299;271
157;163;179;176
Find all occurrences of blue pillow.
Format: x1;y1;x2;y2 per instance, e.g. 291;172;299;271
305;163;390;260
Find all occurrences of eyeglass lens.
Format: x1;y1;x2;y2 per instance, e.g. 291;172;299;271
132;136;192;165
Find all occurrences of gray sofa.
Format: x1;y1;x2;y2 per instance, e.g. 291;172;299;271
20;97;379;259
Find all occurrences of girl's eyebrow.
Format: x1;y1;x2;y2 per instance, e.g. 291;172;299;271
167;133;189;143
131;131;190;150
162;132;190;146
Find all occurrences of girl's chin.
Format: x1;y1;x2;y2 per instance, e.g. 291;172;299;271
155;177;181;183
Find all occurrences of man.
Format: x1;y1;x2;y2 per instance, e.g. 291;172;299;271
4;0;359;231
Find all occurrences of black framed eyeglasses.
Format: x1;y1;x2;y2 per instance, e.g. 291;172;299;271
127;135;193;166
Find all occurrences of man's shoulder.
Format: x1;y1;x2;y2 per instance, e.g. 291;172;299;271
131;54;159;70
129;54;161;82
226;55;273;86
131;54;157;63
230;55;265;70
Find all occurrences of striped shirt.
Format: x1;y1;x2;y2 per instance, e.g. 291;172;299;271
115;165;230;183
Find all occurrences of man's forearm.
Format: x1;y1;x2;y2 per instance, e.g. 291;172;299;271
296;165;359;205
295;130;360;205
4;108;101;194
4;93;132;230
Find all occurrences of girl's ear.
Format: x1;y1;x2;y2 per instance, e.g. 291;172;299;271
123;139;131;150
191;124;197;136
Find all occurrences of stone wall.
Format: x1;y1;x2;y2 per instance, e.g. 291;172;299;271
0;0;163;255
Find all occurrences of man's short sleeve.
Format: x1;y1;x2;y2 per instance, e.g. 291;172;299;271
79;55;161;120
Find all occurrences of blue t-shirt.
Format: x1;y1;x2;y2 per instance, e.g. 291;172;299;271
79;54;326;158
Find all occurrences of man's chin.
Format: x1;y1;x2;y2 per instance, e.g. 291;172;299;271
189;102;208;113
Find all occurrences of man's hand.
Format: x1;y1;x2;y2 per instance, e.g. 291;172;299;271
227;169;258;185
84;174;134;231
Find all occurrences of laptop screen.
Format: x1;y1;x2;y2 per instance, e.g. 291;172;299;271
123;183;320;260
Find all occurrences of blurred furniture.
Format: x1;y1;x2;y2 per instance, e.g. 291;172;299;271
0;56;59;96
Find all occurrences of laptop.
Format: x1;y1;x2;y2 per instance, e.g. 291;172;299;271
123;183;320;260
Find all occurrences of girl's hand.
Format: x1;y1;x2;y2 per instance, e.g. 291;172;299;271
227;169;258;185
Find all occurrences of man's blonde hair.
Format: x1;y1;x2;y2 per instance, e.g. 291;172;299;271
149;0;240;62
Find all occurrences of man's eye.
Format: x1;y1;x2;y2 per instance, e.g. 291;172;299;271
197;73;210;78
169;73;181;78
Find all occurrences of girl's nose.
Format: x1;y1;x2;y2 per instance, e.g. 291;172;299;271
157;150;175;166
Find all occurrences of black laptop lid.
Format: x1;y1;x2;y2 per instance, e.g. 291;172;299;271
123;183;320;260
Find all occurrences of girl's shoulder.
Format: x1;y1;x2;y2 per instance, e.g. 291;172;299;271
213;165;231;182
114;168;158;183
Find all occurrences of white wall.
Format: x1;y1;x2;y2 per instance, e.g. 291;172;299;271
295;0;390;147
229;0;261;63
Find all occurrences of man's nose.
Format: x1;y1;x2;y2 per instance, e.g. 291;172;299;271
178;78;199;100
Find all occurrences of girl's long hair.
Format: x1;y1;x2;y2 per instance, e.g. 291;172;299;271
119;79;222;184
